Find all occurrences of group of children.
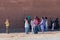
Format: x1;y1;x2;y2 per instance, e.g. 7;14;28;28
24;16;59;34
3;16;59;34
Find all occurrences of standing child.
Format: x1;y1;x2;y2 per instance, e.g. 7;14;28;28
45;17;48;31
5;18;10;34
30;19;35;33
33;17;39;34
24;18;29;34
26;16;31;32
51;21;55;31
35;16;40;31
31;19;34;33
39;17;45;33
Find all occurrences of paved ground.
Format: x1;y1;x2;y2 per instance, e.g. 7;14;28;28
0;31;60;40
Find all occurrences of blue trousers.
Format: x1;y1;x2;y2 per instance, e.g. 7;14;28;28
25;27;29;34
33;26;38;34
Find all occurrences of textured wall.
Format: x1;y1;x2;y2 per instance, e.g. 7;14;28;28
0;0;60;31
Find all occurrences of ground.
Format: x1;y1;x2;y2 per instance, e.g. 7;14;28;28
0;31;60;40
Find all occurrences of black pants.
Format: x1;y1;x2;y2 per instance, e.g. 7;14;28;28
34;26;38;34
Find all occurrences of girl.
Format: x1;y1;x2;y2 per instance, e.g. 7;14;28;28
5;18;10;33
24;18;29;34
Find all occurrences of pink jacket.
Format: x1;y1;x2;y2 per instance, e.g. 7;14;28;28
34;19;39;26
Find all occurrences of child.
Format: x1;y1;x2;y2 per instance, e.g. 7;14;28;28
30;19;34;33
5;18;10;33
24;18;29;34
33;17;39;34
30;19;35;33
45;17;48;31
51;21;55;31
39;17;45;33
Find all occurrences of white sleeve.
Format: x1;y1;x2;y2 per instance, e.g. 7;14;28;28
40;20;43;25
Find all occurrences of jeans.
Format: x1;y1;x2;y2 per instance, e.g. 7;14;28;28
45;26;48;31
33;26;38;34
38;25;41;31
25;27;29;34
41;25;44;33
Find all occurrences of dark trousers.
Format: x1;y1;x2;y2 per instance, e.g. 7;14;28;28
33;26;38;34
6;27;9;34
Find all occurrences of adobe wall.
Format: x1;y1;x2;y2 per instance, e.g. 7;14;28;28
0;0;60;31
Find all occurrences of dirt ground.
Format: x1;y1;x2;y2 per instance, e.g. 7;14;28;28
0;31;60;40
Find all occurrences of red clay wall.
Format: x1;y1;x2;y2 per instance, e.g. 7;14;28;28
0;0;60;31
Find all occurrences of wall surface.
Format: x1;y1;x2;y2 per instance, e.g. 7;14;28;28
0;0;60;32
